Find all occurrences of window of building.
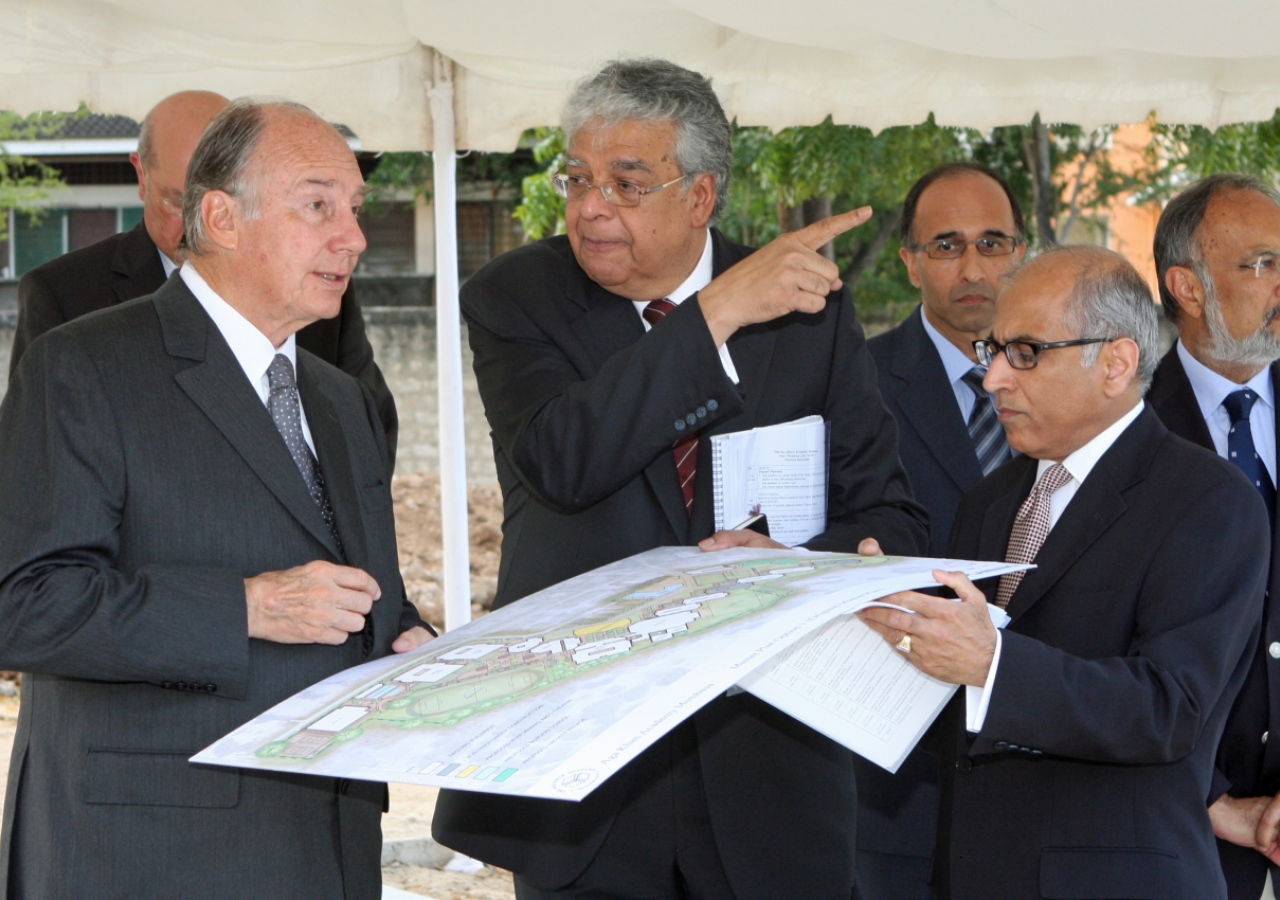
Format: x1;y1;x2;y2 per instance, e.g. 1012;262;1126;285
355;202;416;276
458;202;525;278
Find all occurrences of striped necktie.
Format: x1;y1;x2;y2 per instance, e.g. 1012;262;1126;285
962;366;1011;476
995;463;1074;608
644;298;697;516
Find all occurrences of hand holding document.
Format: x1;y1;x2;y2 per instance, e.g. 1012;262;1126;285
712;416;828;546
196;547;1028;799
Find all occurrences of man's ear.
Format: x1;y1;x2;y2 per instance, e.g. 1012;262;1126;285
1165;265;1207;320
200;191;239;251
1102;337;1142;398
899;246;922;288
129;152;146;204
687;173;717;230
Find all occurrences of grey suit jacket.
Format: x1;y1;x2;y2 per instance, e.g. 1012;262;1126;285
0;278;423;899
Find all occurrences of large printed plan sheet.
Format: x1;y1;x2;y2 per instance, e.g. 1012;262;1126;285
195;547;1026;800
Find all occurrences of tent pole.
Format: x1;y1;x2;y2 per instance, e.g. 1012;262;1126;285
428;52;472;632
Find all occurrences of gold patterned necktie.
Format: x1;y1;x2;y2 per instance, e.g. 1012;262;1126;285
995;463;1073;608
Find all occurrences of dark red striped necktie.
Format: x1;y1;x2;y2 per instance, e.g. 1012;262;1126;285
644;298;697;517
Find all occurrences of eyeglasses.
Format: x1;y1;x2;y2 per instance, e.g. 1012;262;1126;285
973;337;1116;370
551;172;687;207
911;235;1020;260
1240;255;1280;279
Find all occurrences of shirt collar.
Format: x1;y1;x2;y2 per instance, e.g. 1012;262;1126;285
159;249;179;279
180;264;296;394
632;229;713;322
1037;401;1145;487
919;305;981;386
1177;339;1274;418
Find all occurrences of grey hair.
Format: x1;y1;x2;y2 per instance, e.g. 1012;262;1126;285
1016;245;1161;394
561;58;733;223
1154;172;1280;324
180;97;320;256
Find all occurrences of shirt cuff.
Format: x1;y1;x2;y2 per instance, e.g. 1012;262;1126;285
965;628;1003;733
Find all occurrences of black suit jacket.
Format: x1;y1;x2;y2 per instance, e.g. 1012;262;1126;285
935;407;1267;900
860;305;987;864
12;221;399;465
431;230;929;900
1150;346;1280;900
0;277;424;899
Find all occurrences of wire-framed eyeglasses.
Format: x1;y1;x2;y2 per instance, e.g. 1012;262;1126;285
551;172;687;207
973;337;1116;370
911;235;1020;260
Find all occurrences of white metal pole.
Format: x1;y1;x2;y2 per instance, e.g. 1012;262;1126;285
428;53;472;632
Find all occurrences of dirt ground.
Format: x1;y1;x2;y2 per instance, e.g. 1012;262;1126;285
394;473;504;629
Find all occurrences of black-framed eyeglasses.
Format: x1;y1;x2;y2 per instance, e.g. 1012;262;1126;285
551;172;687;207
911;235;1020;260
973;337;1116;370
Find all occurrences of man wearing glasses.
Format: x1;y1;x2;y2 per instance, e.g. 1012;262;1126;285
860;245;1267;900
432;58;928;900
1149;174;1280;900
860;163;1025;900
10;90;398;462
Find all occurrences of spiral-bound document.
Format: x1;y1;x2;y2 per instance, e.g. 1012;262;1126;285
711;415;828;546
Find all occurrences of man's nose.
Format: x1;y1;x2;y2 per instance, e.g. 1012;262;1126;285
334;208;368;256
577;182;615;219
984;349;1014;393
959;243;987;281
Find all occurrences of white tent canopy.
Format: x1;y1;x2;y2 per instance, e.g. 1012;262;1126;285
6;1;1280;630
7;0;1280;149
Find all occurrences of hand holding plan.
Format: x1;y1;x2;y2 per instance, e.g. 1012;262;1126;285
858;570;998;687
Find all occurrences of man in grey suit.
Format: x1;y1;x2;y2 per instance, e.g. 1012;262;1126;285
0;98;431;899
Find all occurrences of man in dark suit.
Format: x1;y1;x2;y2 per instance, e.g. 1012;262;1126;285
0;98;431;899
10;89;398;463
862;245;1268;900
1148;173;1280;900
861;163;1025;900
431;59;928;900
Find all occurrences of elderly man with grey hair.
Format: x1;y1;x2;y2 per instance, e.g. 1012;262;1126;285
432;58;928;900
1149;173;1280;900
859;245;1267;899
0;97;430;899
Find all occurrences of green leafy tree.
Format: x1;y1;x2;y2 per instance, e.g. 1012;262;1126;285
0;108;79;241
1135;110;1280;201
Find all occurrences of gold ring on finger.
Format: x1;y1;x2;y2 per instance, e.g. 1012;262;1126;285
895;634;912;654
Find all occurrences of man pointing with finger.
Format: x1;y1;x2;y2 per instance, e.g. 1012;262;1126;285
860;246;1266;900
433;59;927;900
0;98;430;899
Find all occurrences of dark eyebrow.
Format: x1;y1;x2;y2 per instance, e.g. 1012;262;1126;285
610;158;655;175
928;229;1013;241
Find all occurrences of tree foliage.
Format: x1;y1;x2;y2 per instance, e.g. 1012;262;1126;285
0;108;79;240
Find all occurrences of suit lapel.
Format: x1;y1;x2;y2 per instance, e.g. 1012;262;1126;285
111;223;168;305
892;308;983;491
156;282;345;559
297;358;367;570
1148;347;1215;451
1003;409;1161;621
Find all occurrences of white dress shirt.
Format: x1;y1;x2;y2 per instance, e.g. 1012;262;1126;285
966;400;1146;731
180;265;316;455
920;306;982;422
631;229;740;384
159;250;178;279
1177;340;1277;484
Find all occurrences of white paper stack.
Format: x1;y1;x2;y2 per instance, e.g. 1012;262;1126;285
711;415;828;546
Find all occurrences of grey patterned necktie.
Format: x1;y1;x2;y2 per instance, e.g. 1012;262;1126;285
267;354;342;552
962;366;1012;476
995;462;1074;608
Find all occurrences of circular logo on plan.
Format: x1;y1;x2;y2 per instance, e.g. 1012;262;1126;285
552;769;600;793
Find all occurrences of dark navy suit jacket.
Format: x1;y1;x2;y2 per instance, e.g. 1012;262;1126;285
1149;346;1280;900
862;306;986;862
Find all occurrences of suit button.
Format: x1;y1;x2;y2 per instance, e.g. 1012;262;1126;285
993;741;1009;751
161;682;174;690
205;684;217;693
674;420;686;432
686;413;698;426
1270;642;1280;659
1265;731;1270;745
176;682;187;691
696;407;707;418
956;758;973;772
706;399;718;412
